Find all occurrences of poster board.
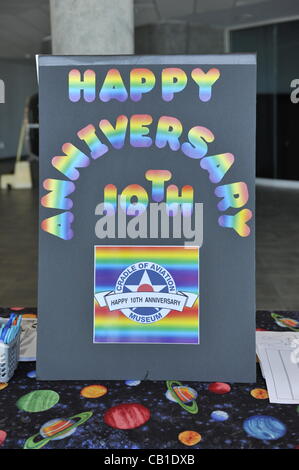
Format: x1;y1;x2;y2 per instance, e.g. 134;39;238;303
37;55;256;381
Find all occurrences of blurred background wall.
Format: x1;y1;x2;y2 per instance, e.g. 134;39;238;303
0;59;37;159
1;0;299;179
1;0;299;308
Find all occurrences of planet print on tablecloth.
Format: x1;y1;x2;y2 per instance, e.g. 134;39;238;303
271;313;299;331
208;382;231;394
24;412;93;449
0;383;8;391
125;380;141;387
243;415;287;440
178;430;201;446
27;370;36;379
250;388;269;399
0;430;7;446
166;381;198;414
17;390;60;412
211;410;229;422
104;403;150;430
80;385;107;398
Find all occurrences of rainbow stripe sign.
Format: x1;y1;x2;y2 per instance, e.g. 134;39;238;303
37;55;256;381
94;246;199;344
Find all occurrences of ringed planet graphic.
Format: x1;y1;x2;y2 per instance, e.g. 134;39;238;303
243;415;287;441
166;381;198;414
16;390;60;412
271;313;299;331
80;385;107;398
24;412;93;449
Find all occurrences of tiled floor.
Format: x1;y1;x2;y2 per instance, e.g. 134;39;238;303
0;183;299;308
0;188;38;306
256;182;299;309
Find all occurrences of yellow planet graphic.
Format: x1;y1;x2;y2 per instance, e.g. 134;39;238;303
250;388;269;399
0;383;8;391
80;384;107;398
178;430;202;446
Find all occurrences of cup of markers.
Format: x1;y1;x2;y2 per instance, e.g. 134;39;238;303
0;313;22;382
0;313;22;344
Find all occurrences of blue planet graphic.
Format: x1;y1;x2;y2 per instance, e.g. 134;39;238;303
243;415;286;440
125;380;141;387
27;370;36;379
211;410;229;422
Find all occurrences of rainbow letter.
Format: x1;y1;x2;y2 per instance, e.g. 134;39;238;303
68;69;95;102
200;153;235;183
155;116;183;151
77;124;108;159
99;115;128;149
191;68;220;102
181;126;214;159
41;212;74;240
103;184;117;214
99;69;128;102
215;182;249;211
120;184;149;215
52;143;90;181
166;184;194;216
130;114;153;148
218;209;252;237
145;169;172;202
130;68;156;102
162;68;187;102
41;179;75;210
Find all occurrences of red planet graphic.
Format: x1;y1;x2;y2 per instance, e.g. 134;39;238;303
104;403;150;430
208;382;231;394
0;430;7;446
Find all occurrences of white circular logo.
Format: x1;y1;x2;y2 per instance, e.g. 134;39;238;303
115;262;176;324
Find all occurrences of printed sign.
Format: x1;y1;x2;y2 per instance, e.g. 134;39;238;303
37;55;256;381
94;246;199;344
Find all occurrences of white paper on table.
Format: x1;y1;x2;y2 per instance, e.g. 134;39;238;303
256;331;299;404
19;318;37;361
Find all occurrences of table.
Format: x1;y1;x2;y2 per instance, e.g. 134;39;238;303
0;308;298;449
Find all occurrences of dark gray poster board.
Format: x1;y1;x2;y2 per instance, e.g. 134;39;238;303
37;55;256;381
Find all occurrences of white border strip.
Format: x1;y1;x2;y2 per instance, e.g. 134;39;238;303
38;54;256;67
256;177;299;190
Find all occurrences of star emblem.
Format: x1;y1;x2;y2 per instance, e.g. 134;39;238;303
125;270;166;293
124;270;167;313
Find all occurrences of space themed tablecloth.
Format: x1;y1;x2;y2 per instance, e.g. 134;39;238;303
0;308;298;450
